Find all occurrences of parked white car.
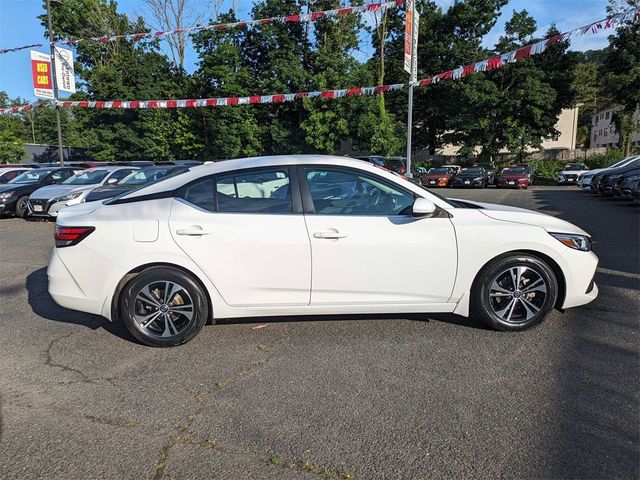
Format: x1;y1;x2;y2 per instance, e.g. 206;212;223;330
28;166;138;218
49;155;599;347
557;163;589;185
577;155;640;189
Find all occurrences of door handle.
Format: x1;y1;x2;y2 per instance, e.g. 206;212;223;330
176;226;211;236
313;230;348;239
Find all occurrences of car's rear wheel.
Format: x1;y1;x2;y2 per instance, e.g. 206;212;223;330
471;254;558;331
15;196;29;218
121;266;209;347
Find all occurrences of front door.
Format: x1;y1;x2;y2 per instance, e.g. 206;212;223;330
169;167;311;307
301;166;457;305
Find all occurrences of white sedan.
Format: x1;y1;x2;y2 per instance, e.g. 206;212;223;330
48;155;599;347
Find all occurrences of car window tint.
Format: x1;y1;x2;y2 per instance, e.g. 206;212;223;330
182;178;215;211
305;168;414;216
216;169;292;214
50;171;65;181
109;169;136;182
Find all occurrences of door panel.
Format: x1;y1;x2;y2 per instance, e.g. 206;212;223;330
301;166;457;305
169;169;311;307
304;215;457;304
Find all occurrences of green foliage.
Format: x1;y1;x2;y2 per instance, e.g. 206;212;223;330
584;148;625;169
531;160;565;183
0;0;630;165
0;92;27;163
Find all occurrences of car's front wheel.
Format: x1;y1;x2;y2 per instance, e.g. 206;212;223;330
120;266;209;347
15;196;29;218
471;254;558;331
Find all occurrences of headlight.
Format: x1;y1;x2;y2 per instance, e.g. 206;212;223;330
53;192;83;203
474;177;483;182
550;233;592;251
626;175;640;182
0;191;15;199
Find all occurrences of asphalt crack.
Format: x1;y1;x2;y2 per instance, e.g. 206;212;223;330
152;326;294;479
44;333;115;385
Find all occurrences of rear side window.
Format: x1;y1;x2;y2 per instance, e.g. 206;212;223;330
180;168;292;214
109;169;136;182
216;169;291;214
182;177;215;211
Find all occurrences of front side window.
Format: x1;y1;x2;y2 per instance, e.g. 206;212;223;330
216;169;291;214
108;169;136;182
305;168;414;216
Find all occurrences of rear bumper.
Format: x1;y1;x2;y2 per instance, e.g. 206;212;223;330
47;247;124;318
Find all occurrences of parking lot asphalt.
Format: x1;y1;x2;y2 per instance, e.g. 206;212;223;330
0;185;638;480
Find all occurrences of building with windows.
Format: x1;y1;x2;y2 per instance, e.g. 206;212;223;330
591;107;640;148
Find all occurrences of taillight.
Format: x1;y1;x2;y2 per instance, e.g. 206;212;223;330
55;226;95;248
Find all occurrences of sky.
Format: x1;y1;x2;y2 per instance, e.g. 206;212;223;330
0;0;612;102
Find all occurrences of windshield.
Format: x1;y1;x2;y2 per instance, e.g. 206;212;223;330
120;167;177;186
502;167;526;174
461;167;483;174
428;168;450;174
64;169;109;185
564;164;585;171
8;170;51;184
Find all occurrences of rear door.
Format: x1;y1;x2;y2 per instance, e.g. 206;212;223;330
169;167;311;307
301;166;457;305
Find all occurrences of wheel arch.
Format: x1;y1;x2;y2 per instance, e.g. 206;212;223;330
110;262;214;323
470;249;566;311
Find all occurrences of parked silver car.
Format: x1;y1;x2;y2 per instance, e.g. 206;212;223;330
28;166;138;218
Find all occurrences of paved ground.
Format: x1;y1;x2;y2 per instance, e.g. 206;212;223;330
0;186;638;480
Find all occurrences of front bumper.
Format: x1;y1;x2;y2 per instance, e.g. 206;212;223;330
559;249;599;309
452;179;484;188
558;174;579;184
28;198;79;218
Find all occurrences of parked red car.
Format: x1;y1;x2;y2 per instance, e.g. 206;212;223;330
495;166;530;189
421;167;455;187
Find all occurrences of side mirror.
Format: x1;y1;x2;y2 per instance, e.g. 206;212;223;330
106;177;119;185
412;198;437;217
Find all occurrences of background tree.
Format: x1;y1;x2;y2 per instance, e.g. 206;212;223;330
0;92;27;163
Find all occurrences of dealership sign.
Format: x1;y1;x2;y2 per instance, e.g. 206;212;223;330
54;47;76;93
31;50;53;99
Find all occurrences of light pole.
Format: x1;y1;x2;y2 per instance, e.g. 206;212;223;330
46;0;64;166
405;3;418;179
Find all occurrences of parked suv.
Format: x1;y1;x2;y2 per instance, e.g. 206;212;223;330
558;163;589;185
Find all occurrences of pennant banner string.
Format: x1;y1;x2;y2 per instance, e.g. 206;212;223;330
0;1;401;55
1;7;638;115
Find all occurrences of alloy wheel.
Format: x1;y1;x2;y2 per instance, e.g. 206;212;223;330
133;281;194;338
488;266;548;325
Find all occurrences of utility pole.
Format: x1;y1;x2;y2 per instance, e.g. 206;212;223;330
46;0;64;166
405;2;418;179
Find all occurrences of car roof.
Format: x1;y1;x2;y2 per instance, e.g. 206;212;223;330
120;155;452;209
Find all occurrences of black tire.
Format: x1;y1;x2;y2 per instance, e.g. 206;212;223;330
471;253;558;332
120;266;209;347
15;196;29;218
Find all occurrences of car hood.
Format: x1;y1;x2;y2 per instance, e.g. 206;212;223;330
424;173;451;179
498;174;528;180
559;169;589;176
0;182;39;194
30;184;94;200
450;199;589;236
456;173;484;179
